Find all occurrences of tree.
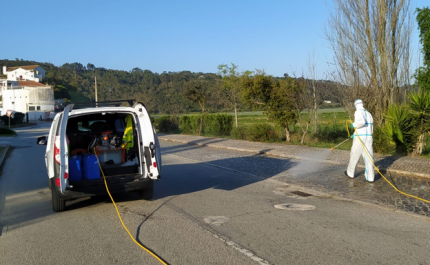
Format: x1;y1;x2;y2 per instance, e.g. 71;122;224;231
294;75;316;145
300;51;331;138
382;104;416;154
326;0;413;125
242;71;300;142
54;85;71;100
185;79;210;136
87;63;95;71
307;52;319;134
413;7;430;91
409;89;430;155
218;63;243;127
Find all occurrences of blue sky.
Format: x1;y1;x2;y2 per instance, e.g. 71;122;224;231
1;0;428;78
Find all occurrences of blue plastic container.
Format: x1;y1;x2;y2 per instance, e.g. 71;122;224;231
83;154;100;180
68;155;83;181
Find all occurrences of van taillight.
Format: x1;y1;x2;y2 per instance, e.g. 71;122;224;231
153;162;157;168
55;172;68;187
54;135;68;188
54;135;60;164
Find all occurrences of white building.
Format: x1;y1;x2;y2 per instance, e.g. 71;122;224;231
1;65;54;119
2;65;45;82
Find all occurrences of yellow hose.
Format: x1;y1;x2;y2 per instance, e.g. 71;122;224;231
94;149;168;265
346;120;430;204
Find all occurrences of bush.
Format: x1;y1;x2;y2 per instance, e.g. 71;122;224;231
179;114;234;136
0;127;16;136
179;115;200;134
313;124;349;143
0;112;25;125
373;126;395;154
247;123;279;142
231;126;248;140
203;113;233;136
154;115;179;133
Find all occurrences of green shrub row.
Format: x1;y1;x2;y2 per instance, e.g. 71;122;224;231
154;113;234;136
153;115;179;133
231;124;279;142
179;114;234;136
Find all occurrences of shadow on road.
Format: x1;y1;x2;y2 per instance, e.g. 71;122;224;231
154;147;297;199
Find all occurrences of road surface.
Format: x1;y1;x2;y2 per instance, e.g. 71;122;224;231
0;123;429;265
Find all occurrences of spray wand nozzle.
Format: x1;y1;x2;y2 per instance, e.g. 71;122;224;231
331;138;350;151
330;120;355;151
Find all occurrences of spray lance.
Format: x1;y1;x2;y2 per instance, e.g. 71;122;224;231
331;138;350;150
330;120;354;151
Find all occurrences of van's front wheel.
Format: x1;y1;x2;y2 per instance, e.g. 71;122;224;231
52;189;66;212
138;180;154;200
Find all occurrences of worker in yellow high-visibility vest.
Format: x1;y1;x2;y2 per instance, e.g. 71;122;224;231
122;115;134;152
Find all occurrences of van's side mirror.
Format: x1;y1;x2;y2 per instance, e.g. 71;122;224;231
37;136;47;145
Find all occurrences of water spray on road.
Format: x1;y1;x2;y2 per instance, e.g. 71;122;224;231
290;149;332;178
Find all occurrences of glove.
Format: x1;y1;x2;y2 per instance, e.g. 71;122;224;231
350;134;354;139
350;124;354;129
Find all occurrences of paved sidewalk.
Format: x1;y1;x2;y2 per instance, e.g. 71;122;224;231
158;134;430;179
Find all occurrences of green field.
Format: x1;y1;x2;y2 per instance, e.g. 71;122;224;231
153;108;350;126
234;108;351;127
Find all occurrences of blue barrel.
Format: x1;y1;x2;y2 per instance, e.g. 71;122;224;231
83;154;100;180
69;155;83;181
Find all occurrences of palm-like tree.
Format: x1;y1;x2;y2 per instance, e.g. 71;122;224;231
383;104;416;155
408;90;430;155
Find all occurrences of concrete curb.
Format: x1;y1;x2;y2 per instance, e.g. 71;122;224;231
0;144;10;171
159;136;430;179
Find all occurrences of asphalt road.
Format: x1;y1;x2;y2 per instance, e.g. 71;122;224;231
0;124;429;265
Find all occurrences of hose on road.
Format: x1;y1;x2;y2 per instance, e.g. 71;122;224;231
94;148;168;265
344;121;430;204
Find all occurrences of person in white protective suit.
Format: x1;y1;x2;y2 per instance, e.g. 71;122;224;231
344;99;375;182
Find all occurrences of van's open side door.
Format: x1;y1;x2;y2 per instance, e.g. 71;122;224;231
133;102;161;179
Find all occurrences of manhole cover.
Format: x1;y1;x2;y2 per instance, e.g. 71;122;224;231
274;203;316;211
290;191;312;197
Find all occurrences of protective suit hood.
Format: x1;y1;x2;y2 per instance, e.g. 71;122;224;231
354;99;364;110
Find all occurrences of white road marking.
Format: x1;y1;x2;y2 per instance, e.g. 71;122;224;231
204;216;230;226
211;233;272;265
274;203;316;211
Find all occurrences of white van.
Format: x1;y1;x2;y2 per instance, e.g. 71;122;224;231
37;102;161;212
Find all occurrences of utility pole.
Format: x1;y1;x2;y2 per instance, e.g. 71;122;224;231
94;75;98;106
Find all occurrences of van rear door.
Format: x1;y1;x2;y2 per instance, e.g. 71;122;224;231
58;104;73;193
133;102;161;179
46;113;61;180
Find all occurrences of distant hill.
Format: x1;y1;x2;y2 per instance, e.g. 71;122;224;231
1;59;228;114
0;59;338;114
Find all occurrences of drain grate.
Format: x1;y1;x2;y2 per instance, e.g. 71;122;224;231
290;191;312;197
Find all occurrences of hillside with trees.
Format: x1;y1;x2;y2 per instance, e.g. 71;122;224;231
0;59;339;115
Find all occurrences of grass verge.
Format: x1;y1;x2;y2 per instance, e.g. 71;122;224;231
0;128;17;136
